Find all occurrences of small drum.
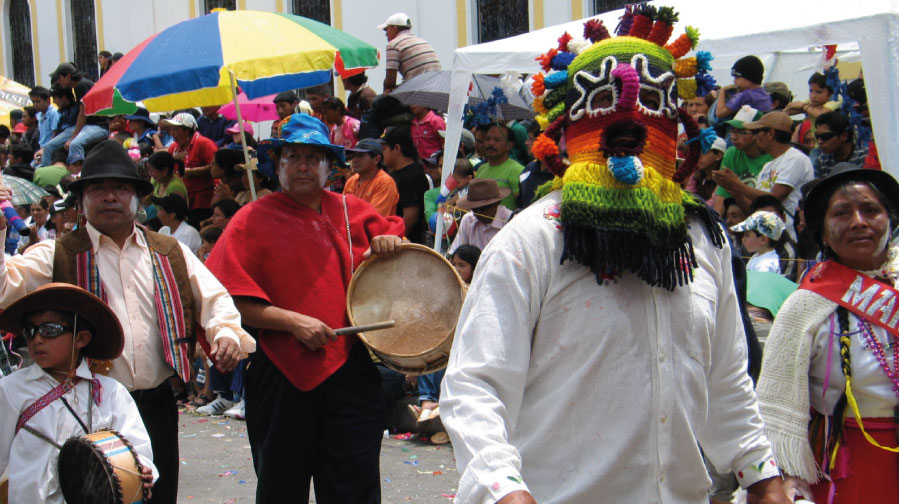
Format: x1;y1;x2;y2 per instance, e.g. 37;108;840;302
347;243;464;375
58;429;147;504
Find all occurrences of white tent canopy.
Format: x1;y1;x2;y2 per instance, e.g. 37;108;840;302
439;0;899;225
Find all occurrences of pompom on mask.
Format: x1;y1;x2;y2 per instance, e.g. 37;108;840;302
531;4;722;290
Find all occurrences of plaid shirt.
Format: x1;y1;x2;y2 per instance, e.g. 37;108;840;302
814;141;869;178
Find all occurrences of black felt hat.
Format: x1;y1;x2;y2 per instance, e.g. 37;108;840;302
803;168;899;247
67;140;154;196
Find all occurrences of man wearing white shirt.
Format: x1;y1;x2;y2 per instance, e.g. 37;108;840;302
153;194;203;254
0;140;255;503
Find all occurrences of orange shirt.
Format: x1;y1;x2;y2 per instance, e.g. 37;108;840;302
343;169;399;218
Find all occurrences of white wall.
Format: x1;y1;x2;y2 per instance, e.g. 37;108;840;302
5;0;573;100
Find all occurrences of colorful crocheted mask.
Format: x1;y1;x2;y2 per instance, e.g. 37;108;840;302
531;4;722;290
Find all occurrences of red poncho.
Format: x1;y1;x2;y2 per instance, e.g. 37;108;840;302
206;191;405;390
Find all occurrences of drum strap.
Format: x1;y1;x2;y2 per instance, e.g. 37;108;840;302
15;375;102;435
343;195;353;272
20;425;62;450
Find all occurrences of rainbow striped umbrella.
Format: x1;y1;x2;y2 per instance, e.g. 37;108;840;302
83;10;378;114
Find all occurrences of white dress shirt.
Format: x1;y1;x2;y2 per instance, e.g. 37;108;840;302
159;221;202;254
441;191;778;504
0;223;255;390
0;361;157;503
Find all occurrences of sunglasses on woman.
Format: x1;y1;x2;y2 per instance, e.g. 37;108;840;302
23;322;74;340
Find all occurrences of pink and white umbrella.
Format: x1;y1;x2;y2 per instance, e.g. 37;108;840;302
219;92;280;122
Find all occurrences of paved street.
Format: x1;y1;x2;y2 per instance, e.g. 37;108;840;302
176;409;459;503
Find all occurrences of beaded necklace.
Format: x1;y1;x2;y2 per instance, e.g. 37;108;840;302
857;316;899;398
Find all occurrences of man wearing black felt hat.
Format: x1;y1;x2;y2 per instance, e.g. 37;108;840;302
0;139;256;503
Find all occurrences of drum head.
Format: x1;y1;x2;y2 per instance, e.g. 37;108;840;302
58;436;117;504
348;244;463;358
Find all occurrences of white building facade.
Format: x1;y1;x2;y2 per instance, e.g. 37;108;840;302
2;0;624;97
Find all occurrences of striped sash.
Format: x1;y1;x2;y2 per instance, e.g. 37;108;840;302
76;241;191;382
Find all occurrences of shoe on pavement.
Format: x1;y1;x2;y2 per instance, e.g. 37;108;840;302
223;399;245;420
197;396;235;415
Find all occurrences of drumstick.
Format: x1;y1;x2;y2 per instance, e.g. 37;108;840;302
334;320;396;336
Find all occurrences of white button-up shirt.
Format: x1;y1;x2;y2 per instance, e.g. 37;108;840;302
0;361;157;503
0;224;255;390
441;192;778;504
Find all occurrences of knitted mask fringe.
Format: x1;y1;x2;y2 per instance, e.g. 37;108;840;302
558;191;724;290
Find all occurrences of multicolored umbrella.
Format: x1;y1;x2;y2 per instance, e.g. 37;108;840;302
83;10;379;114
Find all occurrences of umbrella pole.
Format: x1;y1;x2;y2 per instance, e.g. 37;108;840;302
228;70;258;202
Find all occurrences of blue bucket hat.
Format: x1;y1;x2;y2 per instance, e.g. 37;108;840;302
259;113;346;168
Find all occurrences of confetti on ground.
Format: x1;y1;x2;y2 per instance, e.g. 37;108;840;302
403;460;420;466
239;480;247;484
441;493;456;498
384;478;392;482
218;470;238;477
408;455;418;459
401;448;410;452
392;432;414;440
192;419;208;423
180;433;197;438
211;433;225;438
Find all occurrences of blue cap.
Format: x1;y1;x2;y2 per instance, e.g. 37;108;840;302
258;113;346;168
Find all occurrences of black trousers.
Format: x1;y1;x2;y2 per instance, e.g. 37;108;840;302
246;342;386;503
131;379;179;504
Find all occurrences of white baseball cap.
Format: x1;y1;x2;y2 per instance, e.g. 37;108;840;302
378;13;412;30
160;112;198;130
709;137;727;154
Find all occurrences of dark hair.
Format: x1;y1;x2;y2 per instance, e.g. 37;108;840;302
810;180;899;253
474;124;492;134
486;122;513;142
212;199;241;218
520;118;541;137
199;225;223;244
381;127;418;159
148;151;177;177
139;143;154;159
23;106;37;119
112;52;124;62
99;50;112;58
59;175;76;191
814;111;852;143
772;129;792;144
29;86;50;100
808;72;833;93
306;84;330;97
451;245;481;271
345;73;368;87
453;158;475;178
213;148;244;178
0;125;8;138
52;148;70;165
10;144;34;163
49;85;74;100
750;195;785;217
723;197;739;214
321;97;348;116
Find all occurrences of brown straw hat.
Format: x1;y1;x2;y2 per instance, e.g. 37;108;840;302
455;179;511;210
0;283;124;360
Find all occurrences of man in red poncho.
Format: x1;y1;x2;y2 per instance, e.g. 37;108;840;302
205;114;406;504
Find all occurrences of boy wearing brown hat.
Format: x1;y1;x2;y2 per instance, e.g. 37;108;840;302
447;178;513;254
0;283;156;503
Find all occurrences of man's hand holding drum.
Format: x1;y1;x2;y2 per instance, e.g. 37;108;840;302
364;234;406;259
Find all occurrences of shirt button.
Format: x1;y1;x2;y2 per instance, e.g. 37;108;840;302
660;415;668;424
659;475;665;483
659;352;666;362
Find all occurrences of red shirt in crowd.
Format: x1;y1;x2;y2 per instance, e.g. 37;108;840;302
168;131;218;211
411;110;446;160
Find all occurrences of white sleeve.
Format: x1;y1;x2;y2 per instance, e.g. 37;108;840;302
178;241;256;354
0;228;55;307
0;379;14;477
440;227;545;503
697;233;778;488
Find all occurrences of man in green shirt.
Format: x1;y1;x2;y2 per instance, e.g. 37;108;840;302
711;111;771;217
475;123;524;210
32;148;71;188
